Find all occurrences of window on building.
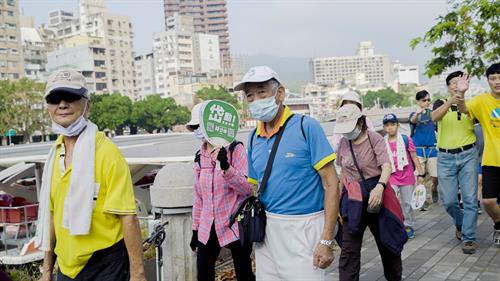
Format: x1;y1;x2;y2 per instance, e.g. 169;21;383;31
7;11;14;16
96;83;107;91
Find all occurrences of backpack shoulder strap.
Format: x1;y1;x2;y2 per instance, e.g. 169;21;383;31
402;134;409;151
300;115;307;141
250;128;257;149
228;141;243;165
194;150;201;168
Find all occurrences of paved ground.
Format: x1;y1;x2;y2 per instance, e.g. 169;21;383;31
324;203;500;281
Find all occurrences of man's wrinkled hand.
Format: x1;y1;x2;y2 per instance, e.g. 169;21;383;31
456;73;470;94
130;273;147;281
38;273;52;281
313;243;334;269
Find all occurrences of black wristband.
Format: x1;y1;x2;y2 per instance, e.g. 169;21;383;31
377;182;387;189
418;173;427;178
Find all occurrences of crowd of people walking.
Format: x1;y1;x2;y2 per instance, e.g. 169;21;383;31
34;62;499;280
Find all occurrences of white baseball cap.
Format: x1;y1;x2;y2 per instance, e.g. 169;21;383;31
44;69;89;99
186;103;203;131
333;104;363;134
234;65;281;91
340;91;362;106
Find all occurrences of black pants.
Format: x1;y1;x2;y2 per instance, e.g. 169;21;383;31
339;207;402;281
197;225;255;281
57;240;129;281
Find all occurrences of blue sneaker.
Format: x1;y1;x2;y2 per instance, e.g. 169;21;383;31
405;227;415;239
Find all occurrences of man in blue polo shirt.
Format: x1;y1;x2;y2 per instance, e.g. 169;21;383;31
409;90;438;211
235;66;340;280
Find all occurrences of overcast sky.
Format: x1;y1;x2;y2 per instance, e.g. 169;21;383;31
20;0;449;69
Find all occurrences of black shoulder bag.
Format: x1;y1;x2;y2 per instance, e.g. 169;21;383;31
229;116;292;245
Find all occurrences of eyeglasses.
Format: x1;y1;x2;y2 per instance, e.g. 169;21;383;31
420;99;431;102
46;93;83;105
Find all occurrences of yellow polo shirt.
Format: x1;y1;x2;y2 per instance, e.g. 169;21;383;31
467;93;500;167
435;99;476;149
50;132;136;278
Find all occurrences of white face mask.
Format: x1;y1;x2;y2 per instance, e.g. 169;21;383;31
193;127;206;142
248;86;280;122
343;126;362;140
51;102;88;137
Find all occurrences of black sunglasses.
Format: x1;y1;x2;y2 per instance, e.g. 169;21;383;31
46;92;83;105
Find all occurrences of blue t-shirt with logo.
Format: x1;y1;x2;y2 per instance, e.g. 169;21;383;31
409;109;437;158
247;114;336;215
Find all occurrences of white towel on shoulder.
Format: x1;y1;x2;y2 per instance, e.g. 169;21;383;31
384;133;409;172
35;122;98;251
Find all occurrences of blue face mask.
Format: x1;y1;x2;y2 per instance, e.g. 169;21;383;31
249;89;280;122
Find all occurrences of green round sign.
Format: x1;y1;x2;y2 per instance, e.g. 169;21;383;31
199;100;240;147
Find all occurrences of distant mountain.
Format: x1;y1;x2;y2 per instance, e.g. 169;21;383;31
244;54;312;93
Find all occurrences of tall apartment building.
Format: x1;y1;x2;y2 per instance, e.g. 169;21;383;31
78;0;136;98
312;41;392;88
152;13;221;102
48;9;74;27
163;0;231;71
153;29;194;97
193;33;220;74
20;16;48;81
47;35;108;94
134;53;156;99
0;0;23;80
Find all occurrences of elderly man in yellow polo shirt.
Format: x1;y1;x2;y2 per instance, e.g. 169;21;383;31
35;69;146;281
431;70;479;255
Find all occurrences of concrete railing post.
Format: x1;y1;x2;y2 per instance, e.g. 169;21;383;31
150;162;196;281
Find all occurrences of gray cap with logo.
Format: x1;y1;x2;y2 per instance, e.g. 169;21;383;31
234;65;281;91
44;69;89;99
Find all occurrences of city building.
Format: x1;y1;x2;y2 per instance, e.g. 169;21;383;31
285;92;312;117
48;9;74;27
46;35;108;94
134;53;156;99
163;0;231;71
192;33;221;74
20;16;48;81
311;41;392;89
303;83;352;121
394;63;420;85
78;0;136;98
0;0;24;80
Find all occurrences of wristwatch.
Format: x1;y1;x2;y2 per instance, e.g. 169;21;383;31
377;182;387;189
319;239;340;252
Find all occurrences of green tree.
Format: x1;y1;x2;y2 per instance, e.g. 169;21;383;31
130;95;190;133
0;79;48;142
362;88;410;108
410;0;499;78
195;86;241;109
89;93;132;134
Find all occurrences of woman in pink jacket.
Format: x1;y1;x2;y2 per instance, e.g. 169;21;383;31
187;103;255;281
